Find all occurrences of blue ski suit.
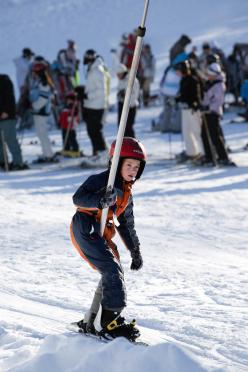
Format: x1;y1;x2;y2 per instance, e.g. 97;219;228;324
70;170;140;311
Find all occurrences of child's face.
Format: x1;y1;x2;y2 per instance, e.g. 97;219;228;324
121;158;140;182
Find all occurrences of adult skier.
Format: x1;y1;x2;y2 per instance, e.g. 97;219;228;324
81;49;109;166
175;60;204;163
29;61;57;163
202;63;235;166
0;74;28;171
70;137;146;341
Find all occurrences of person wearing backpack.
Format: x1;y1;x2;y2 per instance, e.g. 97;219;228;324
29;61;57;163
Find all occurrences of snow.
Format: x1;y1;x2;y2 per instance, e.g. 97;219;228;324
1;0;248;371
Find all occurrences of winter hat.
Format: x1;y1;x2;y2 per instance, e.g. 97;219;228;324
180;34;191;45
206;63;222;76
116;63;128;75
83;49;97;65
174;60;191;74
22;48;34;58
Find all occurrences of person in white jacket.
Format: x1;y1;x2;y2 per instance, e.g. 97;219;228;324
116;63;140;138
13;48;34;95
29;61;57;163
82;49;109;165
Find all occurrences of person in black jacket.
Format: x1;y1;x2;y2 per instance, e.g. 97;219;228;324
70;137;146;341
0;74;28;170
174;60;204;163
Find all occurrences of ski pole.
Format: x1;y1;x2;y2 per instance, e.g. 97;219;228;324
100;0;150;236
1;130;9;172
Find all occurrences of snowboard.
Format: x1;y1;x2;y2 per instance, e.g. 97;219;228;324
67;322;203;356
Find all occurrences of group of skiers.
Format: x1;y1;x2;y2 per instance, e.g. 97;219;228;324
155;34;248;167
1;34;247;171
0;33;156;171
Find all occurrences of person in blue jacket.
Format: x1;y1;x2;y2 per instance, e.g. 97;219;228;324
70;137;146;341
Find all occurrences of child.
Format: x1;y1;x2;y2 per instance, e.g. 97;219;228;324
70;137;146;341
59;91;80;157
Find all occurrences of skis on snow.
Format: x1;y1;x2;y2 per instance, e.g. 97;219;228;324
68;322;149;347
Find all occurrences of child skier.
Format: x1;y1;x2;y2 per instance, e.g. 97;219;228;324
70;137;146;341
59;91;80;157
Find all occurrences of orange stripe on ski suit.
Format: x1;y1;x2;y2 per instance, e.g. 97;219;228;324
71;181;132;269
70;222;97;270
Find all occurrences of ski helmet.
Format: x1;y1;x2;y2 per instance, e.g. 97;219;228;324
109;137;147;179
83;49;97;65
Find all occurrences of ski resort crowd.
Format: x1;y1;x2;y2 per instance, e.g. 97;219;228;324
0;32;248;171
1;31;248;344
155;35;248;166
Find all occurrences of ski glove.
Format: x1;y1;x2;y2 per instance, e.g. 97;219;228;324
117;89;125;102
99;188;117;209
130;249;143;271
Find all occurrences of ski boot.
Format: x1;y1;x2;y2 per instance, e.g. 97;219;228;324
8;162;30;171
94;306;140;342
77;312;97;335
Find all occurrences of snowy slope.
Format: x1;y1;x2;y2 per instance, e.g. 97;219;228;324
1;0;248;371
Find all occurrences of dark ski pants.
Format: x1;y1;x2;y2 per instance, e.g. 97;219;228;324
0;119;23;165
62;129;79;151
70;213;126;311
118;103;136;138
202;113;228;162
83;108;107;155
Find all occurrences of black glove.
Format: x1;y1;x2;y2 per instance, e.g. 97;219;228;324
130;249;143;271
83;92;88;100
99;188;117;209
117;89;125;101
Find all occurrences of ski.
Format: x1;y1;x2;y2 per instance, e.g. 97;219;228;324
68;322;149;347
225;116;247;125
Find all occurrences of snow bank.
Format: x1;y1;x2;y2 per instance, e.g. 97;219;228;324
9;335;207;372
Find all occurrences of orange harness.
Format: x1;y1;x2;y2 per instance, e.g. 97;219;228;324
76;182;132;257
